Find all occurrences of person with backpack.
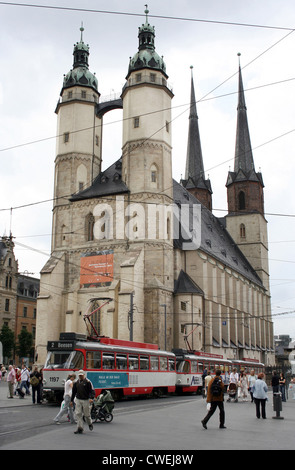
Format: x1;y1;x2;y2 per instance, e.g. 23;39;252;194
201;369;226;430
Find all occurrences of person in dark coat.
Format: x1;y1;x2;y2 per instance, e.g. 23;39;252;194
201;369;226;429
30;366;42;404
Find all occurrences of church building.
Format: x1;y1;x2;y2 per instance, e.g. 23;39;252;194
36;9;274;366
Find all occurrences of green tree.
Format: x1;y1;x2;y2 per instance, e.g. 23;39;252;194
16;329;33;359
0;324;15;361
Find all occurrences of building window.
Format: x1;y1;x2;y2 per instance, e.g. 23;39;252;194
23;307;27;318
86;213;95;241
5;299;9;312
134;117;140;128
136;73;142;83
68;91;72;99
238;191;246;210
150;164;158;188
64;132;70;143
150;73;156;82
81;90;86;99
166;121;170;132
240;223;246;238
180;301;187;311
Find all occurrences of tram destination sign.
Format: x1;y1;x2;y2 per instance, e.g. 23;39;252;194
47;340;75;351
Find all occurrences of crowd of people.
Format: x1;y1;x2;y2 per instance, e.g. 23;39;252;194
0;363;43;404
201;367;292;429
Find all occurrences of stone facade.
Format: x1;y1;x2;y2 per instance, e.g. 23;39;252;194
35;16;275;367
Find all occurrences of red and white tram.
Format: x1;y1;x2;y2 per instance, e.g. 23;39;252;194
231;358;265;375
174;350;233;393
43;332;265;402
43;333;176;402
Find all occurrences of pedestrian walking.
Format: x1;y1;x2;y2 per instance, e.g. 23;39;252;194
7;365;16;398
227;367;239;402
30;366;42;404
289;377;295;400
54;373;76;424
20;364;31;395
248;370;256;403
252;372;268;419
279;373;286;402
201;369;226;430
70;370;95;434
204;371;211;397
240;371;248;401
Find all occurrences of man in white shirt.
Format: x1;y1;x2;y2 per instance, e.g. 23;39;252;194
20;365;30;395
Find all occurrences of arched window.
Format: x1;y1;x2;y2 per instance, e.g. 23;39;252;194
238;191;246;210
77;164;87;193
240;223;246;238
85;213;95;241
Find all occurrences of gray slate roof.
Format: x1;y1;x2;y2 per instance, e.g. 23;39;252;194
173;179;263;287
70;158;129;201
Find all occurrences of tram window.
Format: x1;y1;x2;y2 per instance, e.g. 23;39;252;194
168;358;175;371
116;354;127;370
160;357;168;371
129;355;139;370
198;361;203;373
102;353;115;369
86;351;101;369
191;361;198;373
150;356;159;370
140;355;149;370
183;361;190;373
67;351;84;369
45;351;73;369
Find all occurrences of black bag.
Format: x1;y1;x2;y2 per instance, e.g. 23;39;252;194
16;387;25;398
211;377;222;397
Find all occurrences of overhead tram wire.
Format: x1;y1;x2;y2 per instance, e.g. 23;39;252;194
1;74;295;156
0;2;294;154
1;23;295;226
0;2;294;32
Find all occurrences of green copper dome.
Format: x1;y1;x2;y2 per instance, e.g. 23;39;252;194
62;25;98;92
127;7;167;78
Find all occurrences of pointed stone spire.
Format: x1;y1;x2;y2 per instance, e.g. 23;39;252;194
182;67;212;210
226;54;264;215
234;54;255;174
185;66;205;181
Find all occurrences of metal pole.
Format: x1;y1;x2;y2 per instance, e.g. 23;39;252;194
129;292;134;341
160;304;167;350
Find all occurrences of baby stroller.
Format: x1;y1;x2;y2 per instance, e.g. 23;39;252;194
91;390;115;423
227;383;238;402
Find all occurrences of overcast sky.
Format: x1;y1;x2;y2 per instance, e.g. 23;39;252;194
0;0;295;339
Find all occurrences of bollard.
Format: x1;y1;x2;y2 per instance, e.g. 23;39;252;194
272;392;284;419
